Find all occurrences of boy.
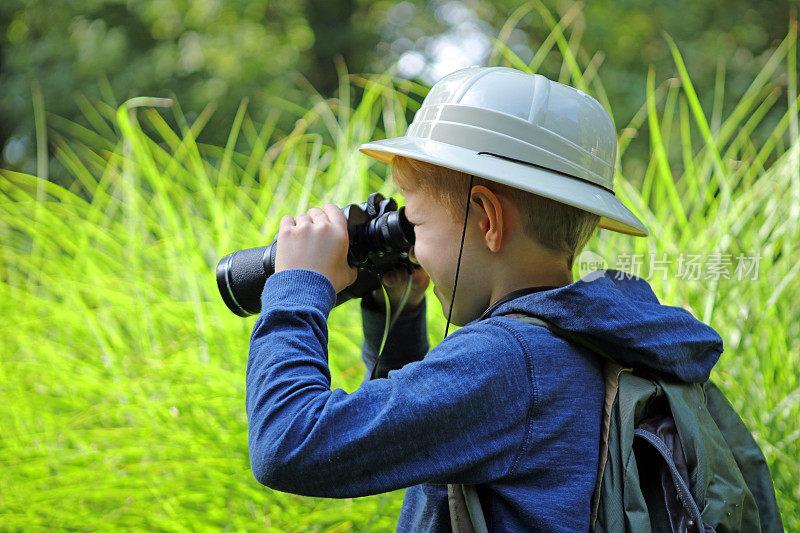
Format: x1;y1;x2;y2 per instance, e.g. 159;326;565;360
246;67;723;531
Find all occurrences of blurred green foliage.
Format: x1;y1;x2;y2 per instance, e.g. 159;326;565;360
0;0;797;183
379;0;796;142
0;0;379;178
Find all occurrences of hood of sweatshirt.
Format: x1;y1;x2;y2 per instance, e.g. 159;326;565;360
484;269;724;383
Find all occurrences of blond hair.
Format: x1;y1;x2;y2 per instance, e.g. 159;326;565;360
391;156;600;270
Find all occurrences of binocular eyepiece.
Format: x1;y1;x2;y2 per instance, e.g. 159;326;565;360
216;193;415;316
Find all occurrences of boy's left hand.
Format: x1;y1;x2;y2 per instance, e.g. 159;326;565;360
274;204;358;294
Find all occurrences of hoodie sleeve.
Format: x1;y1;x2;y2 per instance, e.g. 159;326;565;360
359;292;429;380
247;269;533;498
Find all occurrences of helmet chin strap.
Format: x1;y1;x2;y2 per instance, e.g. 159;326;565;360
444;174;475;339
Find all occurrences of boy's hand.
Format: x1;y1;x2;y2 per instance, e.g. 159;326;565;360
366;265;430;314
275;204;358;294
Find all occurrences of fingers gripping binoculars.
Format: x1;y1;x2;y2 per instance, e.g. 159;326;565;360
216;193;415;317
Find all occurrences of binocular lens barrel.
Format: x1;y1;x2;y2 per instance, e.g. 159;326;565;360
216;245;273;317
216;196;414;317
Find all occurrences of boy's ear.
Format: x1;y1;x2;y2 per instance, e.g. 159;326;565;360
470;185;505;253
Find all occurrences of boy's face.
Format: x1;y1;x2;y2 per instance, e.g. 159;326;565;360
400;182;489;326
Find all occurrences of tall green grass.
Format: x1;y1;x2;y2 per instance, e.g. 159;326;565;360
2;4;798;531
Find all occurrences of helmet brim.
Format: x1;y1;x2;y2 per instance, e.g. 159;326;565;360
359;137;649;237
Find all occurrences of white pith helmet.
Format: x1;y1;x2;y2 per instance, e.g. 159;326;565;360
358;66;648;237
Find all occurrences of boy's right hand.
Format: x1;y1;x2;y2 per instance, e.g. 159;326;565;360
366;265;429;315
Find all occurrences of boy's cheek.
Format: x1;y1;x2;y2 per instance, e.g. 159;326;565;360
408;245;420;265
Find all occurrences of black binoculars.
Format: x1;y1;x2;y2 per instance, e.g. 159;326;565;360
216;193;416;317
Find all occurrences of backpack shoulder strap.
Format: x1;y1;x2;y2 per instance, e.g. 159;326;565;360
448;484;488;533
591;360;629;528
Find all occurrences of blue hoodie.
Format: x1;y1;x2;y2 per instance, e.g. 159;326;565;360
246;268;724;531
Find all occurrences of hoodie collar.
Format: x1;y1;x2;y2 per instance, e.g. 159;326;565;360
477;269;724;383
478;285;561;321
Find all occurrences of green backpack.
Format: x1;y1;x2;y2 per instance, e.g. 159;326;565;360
448;313;784;533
